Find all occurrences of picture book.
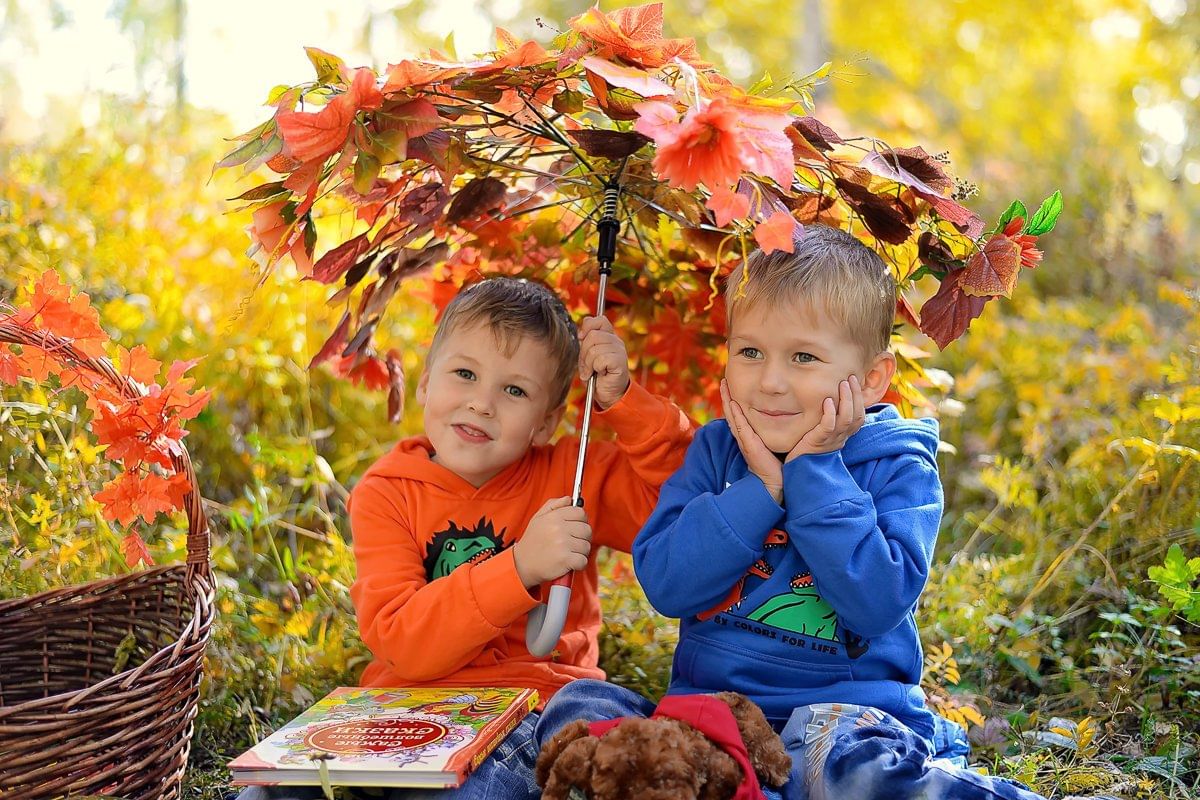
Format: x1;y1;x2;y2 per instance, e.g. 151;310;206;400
229;686;538;788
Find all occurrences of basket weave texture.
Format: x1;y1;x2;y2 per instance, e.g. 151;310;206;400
0;323;214;800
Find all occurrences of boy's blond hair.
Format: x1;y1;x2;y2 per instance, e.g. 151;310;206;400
428;277;580;407
725;224;896;356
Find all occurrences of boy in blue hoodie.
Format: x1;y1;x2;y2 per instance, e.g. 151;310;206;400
538;226;1046;800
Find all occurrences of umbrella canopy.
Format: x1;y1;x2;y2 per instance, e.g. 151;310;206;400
219;2;1061;424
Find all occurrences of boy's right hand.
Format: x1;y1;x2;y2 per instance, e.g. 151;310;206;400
721;380;784;504
513;496;593;589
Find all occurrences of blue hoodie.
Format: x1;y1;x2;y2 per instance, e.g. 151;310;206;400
632;405;943;740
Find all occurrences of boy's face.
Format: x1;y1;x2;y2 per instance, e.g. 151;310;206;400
725;298;890;454
416;321;564;488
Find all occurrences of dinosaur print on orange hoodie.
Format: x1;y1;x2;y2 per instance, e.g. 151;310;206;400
348;381;693;706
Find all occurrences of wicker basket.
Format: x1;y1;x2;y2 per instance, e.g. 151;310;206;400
0;323;215;800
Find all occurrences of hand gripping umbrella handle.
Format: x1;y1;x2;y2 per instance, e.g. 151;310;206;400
526;180;622;657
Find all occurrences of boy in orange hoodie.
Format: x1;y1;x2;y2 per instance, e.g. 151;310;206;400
347;277;694;798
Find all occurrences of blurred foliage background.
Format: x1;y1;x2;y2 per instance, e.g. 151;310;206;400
1;1;1197;797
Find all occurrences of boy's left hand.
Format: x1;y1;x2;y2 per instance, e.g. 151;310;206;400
578;315;630;410
786;375;866;460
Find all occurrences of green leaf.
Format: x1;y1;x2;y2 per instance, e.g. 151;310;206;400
215;135;270;171
229;181;288;202
1024;190;1063;236
354;152;381;195
996;200;1027;231
305;47;346;85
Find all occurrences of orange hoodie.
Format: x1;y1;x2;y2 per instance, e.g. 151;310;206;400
348;380;693;705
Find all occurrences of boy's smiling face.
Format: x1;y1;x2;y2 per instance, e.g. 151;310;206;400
725;298;891;454
417;321;564;488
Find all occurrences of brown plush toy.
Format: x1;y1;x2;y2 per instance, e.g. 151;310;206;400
536;692;792;800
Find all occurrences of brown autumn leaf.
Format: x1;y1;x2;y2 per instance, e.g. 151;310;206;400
959;234;1022;298
566;129;651;159
386;350;405;423
919;268;991;349
917;231;959;271
792;117;844;152
834;178;915;245
445;177;508;225
860;145;954;195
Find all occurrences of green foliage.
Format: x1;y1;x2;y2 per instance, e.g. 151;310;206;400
1149;539;1200;625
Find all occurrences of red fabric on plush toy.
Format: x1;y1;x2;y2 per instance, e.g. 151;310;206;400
587;694;764;800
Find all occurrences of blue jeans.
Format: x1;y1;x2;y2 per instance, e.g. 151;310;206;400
234;712;541;800
539;682;1045;800
769;702;1044;800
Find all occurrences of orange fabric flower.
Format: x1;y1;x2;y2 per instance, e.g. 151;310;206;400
1003;218;1043;269
635;99;745;191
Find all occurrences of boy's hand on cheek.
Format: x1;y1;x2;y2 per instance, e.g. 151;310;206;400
513;496;593;589
578;315;630;410
721;380;783;504
787;374;866;460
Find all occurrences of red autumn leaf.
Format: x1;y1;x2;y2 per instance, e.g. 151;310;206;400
753;211;800;255
897;293;921;328
121;532;155;568
383;59;475;93
0;348;22;384
335;353;390;390
706;184;751;227
276;102;355;164
960;234;1022;298
918;192;985;239
310;233;371;285
310;311;352;369
919;268;991;349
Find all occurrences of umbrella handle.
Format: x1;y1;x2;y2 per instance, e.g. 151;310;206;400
526;577;572;656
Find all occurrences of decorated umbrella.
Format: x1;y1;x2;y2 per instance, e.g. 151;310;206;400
219;2;1061;655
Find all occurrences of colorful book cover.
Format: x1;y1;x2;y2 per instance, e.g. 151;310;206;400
229;687;538;788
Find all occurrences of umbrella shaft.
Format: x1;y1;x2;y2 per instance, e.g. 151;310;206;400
571;270;610;505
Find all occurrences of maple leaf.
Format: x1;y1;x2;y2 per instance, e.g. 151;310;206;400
121;532;155;568
646;306;700;376
0;349;22;385
117;344;162;386
960;234;1022;298
28;269;107;357
736;110;795;188
753;211;800;254
310;311;352;370
919;268;991;349
335;353;390;390
247;201;313;275
383;59;476;93
95;470;190;527
570;3;702;68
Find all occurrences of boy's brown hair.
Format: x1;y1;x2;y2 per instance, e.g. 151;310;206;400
725;224;896;356
428;277;580;407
